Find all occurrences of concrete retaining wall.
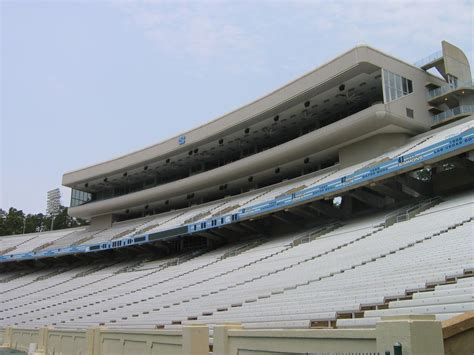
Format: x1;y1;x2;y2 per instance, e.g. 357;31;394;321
0;315;449;355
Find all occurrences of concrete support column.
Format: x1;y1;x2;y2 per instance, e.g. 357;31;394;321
213;323;243;355
0;326;12;348
376;315;444;355
86;326;104;355
341;195;353;218
32;326;52;355
182;324;209;355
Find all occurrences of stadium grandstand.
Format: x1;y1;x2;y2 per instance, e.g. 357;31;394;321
1;41;473;354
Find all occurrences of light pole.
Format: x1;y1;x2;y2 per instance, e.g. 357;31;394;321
46;188;61;231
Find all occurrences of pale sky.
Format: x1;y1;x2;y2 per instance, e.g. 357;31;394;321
1;0;473;214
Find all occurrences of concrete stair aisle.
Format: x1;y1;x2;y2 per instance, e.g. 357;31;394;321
336;273;474;328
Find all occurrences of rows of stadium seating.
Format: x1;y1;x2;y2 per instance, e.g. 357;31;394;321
337;277;473;328
1;190;472;330
0;120;471;258
0;228;85;255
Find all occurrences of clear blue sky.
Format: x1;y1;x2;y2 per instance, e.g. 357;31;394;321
1;0;473;214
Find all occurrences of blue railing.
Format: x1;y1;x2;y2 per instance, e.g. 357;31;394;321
414;50;443;68
427;80;474;100
433;105;474;122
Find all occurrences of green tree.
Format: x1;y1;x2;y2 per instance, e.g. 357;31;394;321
0;209;8;236
0;205;89;237
50;206;87;230
4;208;25;235
24;213;48;233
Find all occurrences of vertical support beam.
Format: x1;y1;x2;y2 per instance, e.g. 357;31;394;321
32;326;51;355
376;315;444;355
341;195;353;218
182;324;209;355
0;326;13;348
213;323;243;355
86;326;103;355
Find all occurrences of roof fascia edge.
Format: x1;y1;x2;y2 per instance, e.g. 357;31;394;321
62;45;382;187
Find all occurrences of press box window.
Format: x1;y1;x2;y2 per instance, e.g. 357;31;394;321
71;189;92;207
383;69;413;102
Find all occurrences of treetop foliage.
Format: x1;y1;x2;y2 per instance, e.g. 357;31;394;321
0;205;88;237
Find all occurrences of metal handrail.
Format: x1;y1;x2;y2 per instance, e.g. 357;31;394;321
414;50;443;67
432;105;474;122
291;223;340;246
384;197;441;227
427;80;474;99
221;238;266;258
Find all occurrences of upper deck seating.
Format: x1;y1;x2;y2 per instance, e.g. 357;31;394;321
2;120;472;257
0;228;86;255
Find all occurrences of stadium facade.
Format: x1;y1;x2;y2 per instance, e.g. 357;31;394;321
1;40;473;262
0;41;473;354
63;41;472;227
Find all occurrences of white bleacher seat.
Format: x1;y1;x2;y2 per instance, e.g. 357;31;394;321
0;190;472;330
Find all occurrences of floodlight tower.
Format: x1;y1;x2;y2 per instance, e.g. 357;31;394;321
46;188;61;231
